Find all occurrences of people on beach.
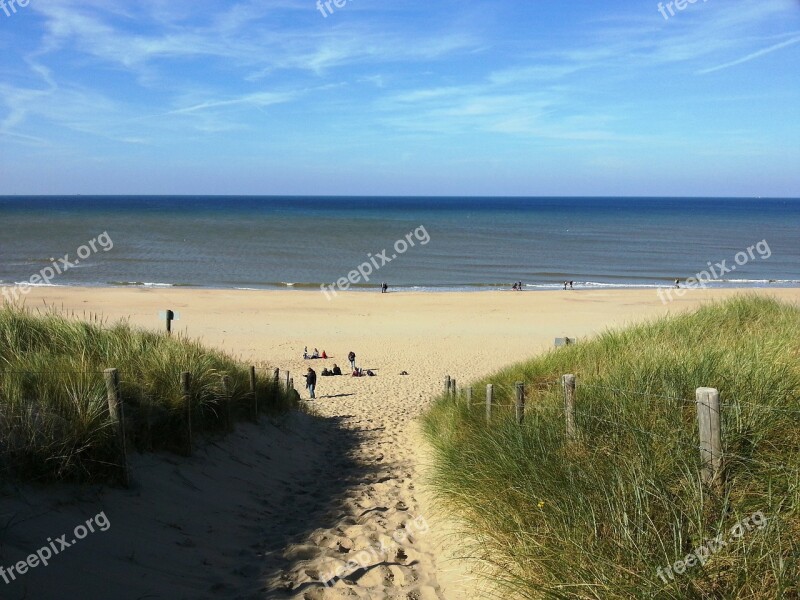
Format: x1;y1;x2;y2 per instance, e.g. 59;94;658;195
675;278;680;289
312;348;320;359
381;282;389;294
321;350;328;359
303;346;309;359
563;281;568;290
569;281;574;290
321;368;332;377
512;282;518;291
304;367;317;399
348;351;356;370
332;364;342;376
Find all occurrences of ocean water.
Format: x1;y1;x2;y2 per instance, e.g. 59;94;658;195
0;196;798;292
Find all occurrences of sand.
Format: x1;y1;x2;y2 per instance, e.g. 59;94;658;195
1;286;797;599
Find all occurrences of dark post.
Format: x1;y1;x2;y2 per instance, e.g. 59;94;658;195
104;368;129;487
250;366;258;421
515;382;525;424
222;375;233;431
166;309;174;334
486;384;494;422
181;371;192;456
444;375;451;396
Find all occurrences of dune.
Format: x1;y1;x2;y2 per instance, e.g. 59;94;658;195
1;286;797;599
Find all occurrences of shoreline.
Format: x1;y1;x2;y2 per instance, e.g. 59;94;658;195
3;281;800;294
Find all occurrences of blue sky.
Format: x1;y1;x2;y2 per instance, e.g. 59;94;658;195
1;0;799;196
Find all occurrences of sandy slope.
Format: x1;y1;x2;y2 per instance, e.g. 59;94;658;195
1;287;797;599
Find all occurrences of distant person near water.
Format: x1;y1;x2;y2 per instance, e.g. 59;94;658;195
348;351;356;371
304;367;317;399
675;279;681;288
569;281;574;290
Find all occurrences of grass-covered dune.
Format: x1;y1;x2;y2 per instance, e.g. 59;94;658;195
0;304;297;483
422;296;799;599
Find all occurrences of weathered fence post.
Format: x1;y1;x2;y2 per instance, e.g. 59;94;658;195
181;371;192;456
286;370;291;391
486;384;494;422
696;387;722;487
466;387;473;407
222;375;233;431
450;378;457;400
444;375;451;396
104;368;129;487
273;367;280;405
563;374;577;443
249;366;258;421
515;382;525;424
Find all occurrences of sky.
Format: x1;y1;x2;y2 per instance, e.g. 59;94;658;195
0;0;799;196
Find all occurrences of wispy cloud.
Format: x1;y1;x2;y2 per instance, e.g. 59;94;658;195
698;34;800;74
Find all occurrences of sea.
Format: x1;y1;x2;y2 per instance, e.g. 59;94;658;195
0;196;798;293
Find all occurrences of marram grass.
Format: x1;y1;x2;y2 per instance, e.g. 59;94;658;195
422;295;799;599
0;303;298;483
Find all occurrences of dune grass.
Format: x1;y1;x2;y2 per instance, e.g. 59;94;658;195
0;303;298;483
422;295;799;599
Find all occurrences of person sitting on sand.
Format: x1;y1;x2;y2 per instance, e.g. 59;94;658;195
332;364;342;376
312;348;320;359
321;368;332;376
303;346;309;359
321;350;328;359
304;367;317;399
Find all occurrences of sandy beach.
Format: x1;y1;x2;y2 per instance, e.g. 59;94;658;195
2;286;798;599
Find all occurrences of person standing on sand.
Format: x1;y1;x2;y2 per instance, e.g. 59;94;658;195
305;367;317;400
348;351;356;371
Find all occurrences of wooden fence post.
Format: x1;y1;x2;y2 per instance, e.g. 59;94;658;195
486;384;494;422
286;370;291;391
450;378;457;400
181;371;192;456
466;387;473;407
273;367;280;406
222;375;233;431
250;366;258;421
696;387;722;487
515;382;525;424
444;375;451;396
563;374;576;443
104;368;129;487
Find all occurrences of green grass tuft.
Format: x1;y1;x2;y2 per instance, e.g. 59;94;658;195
0;303;298;483
422;295;799;599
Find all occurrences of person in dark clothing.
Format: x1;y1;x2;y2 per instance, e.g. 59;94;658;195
304;367;317;399
348;351;356;371
332;364;342;376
